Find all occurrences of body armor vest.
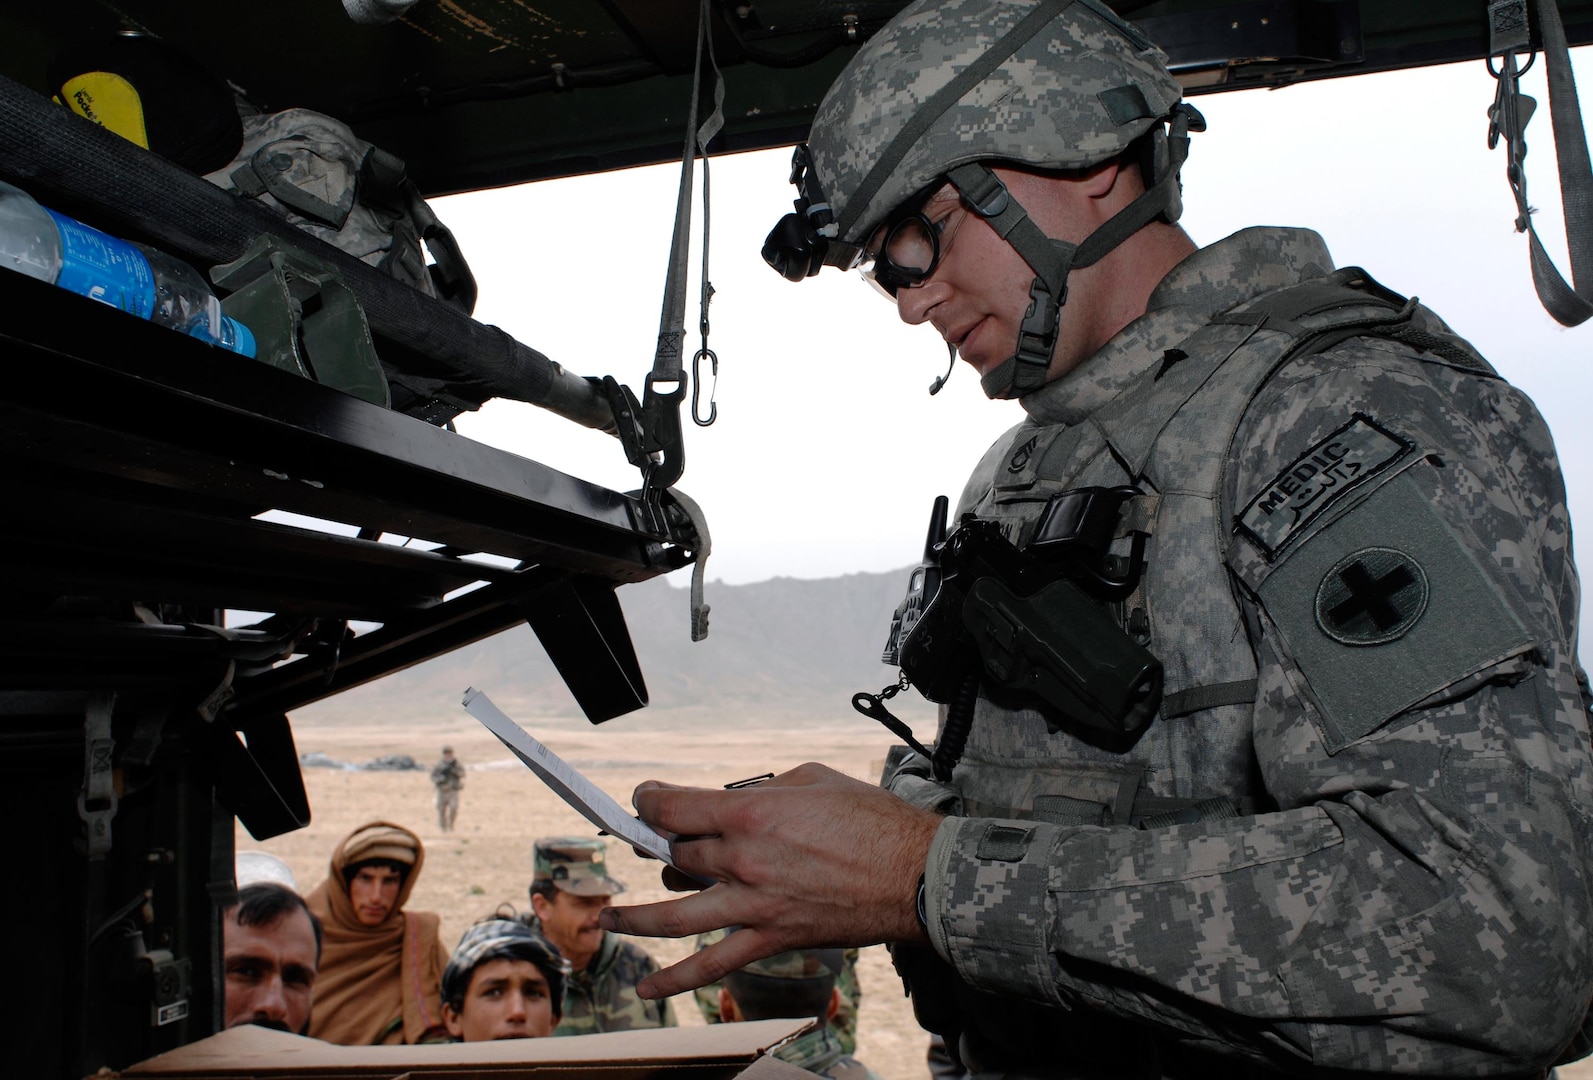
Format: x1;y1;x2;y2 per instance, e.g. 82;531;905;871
890;268;1495;1079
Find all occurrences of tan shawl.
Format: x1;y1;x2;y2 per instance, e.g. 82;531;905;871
305;821;450;1045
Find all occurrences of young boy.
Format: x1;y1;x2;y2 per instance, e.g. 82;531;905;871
441;919;570;1042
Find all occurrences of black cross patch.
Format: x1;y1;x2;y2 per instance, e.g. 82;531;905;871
1315;547;1429;646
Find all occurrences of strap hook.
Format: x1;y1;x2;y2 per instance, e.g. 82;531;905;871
692;346;718;427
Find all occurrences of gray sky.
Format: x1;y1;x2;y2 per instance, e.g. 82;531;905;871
434;49;1593;602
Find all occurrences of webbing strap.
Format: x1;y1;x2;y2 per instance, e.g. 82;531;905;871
1488;0;1593;326
1161;679;1259;720
78;692;117;858
640;0;723;495
836;0;1072;237
1136;795;1244;831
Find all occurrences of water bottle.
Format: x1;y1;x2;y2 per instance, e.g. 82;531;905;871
0;179;255;357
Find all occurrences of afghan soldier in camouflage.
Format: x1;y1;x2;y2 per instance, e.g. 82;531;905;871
430;746;464;832
601;0;1593;1077
691;928;864;1054
718;947;882;1080
522;837;675;1036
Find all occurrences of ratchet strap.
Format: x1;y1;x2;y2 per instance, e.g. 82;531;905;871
1488;0;1593;326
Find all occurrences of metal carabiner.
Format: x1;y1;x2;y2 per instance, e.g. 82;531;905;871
692;347;718;427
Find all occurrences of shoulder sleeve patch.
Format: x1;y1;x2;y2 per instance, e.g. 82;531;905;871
1238;413;1412;559
1257;471;1535;752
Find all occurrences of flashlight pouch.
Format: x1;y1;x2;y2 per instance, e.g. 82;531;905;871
883;490;1163;740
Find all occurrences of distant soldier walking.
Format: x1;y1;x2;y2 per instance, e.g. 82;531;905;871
430;746;464;832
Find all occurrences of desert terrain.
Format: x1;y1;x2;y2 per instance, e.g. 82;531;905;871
254;693;1593;1080
242;699;936;1079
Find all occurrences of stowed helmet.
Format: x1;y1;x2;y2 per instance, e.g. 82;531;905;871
762;0;1203;398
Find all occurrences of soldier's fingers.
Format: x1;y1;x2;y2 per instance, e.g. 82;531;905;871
599;881;748;941
634;783;739;837
631;779;687;805
635;925;787;999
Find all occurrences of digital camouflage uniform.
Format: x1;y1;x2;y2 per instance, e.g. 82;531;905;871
886;225;1593;1077
203;107;455;303
767;0;1593;1071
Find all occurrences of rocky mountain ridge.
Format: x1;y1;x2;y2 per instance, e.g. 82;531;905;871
297;568;940;732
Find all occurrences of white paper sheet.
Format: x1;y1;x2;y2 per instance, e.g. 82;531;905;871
461;687;675;864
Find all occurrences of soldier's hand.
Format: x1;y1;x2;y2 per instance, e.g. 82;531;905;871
599;761;939;998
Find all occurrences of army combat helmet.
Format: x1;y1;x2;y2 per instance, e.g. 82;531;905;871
762;0;1203;398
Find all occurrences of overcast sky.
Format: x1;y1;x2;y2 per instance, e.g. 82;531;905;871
433;49;1593;605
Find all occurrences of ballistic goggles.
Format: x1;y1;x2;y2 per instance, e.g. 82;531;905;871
762;145;966;299
861;182;969;298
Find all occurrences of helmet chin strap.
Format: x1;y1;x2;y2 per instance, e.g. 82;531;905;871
945;105;1200;400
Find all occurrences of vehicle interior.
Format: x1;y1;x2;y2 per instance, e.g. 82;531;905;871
1;1;1590;1074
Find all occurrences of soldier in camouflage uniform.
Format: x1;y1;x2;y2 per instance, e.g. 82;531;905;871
718;947;882;1080
430;746;464;832
602;1;1593;1076
522;837;675;1036
692;928;864;1056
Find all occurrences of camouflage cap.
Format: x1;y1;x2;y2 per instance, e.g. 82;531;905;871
442;919;571;1014
739;948;845;982
809;0;1182;248
532;836;626;897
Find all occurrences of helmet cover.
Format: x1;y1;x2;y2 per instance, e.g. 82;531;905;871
809;0;1182;248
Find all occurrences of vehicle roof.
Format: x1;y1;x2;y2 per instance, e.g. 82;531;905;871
3;0;1591;196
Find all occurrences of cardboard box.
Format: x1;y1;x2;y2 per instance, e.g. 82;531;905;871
119;1018;814;1079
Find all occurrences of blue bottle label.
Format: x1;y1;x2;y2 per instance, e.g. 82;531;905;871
222;315;257;358
186;312;257;358
45;209;155;318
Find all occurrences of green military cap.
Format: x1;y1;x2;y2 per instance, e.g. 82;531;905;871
532;836;626;897
740;948;845;981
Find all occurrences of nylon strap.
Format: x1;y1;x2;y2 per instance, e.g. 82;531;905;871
960;105;1195;398
1160;679;1260;720
836;0;1072;238
1488;0;1593;326
641;0;724;495
78;692;117;858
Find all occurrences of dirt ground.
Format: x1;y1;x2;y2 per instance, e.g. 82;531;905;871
246;706;934;1079
257;704;1593;1080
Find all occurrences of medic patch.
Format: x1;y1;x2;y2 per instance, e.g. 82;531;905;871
1314;547;1429;645
1238;414;1412;559
1257;472;1534;752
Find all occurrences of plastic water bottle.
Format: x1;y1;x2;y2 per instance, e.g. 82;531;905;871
0;179;255;357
